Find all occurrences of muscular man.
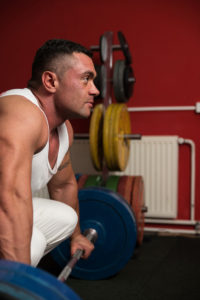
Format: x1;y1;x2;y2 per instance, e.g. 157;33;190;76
0;39;99;266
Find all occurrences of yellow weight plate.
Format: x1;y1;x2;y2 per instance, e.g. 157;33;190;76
103;103;131;171
102;104;114;170
89;104;104;171
113;104;131;171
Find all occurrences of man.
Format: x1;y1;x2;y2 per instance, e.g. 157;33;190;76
0;39;99;266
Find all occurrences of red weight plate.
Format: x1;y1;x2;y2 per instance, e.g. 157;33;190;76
117;176;134;205
77;174;89;189
131;176;145;246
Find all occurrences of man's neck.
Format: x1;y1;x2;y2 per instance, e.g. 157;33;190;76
30;88;65;132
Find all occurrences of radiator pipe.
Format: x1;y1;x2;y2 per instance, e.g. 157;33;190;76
178;138;195;221
128;106;195;112
144;227;198;235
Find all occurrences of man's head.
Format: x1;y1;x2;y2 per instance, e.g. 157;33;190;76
27;39;93;89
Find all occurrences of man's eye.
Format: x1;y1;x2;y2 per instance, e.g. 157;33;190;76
83;76;89;83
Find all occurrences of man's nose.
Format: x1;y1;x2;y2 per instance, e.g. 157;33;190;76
91;81;100;97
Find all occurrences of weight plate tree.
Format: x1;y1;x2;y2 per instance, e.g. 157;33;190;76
51;187;137;280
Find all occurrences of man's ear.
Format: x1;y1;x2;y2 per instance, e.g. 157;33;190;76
42;71;58;92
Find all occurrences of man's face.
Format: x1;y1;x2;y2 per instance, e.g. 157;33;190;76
55;52;99;119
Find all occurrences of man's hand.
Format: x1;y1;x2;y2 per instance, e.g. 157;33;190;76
70;233;95;259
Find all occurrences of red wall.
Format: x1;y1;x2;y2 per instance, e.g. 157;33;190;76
1;0;200;220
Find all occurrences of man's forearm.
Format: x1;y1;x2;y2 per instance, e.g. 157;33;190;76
0;210;32;264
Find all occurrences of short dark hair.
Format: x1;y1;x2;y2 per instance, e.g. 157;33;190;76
27;39;93;88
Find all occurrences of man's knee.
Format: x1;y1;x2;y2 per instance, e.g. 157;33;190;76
31;227;46;267
57;204;78;236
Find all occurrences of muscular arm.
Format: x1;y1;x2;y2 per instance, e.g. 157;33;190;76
0;96;47;264
47;121;94;258
48;151;81;236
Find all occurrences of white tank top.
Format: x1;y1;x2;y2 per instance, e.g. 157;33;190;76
0;88;69;192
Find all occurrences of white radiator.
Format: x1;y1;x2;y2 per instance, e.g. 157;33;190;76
116;136;179;218
70;136;179;219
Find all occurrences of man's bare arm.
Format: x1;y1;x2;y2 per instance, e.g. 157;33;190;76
0;96;47;264
48;150;94;258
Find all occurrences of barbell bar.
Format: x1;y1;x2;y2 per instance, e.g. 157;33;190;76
58;228;98;282
0;229;98;300
74;133;141;140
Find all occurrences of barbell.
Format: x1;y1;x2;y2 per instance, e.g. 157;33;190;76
0;181;146;298
0;229;98;300
88;103;141;171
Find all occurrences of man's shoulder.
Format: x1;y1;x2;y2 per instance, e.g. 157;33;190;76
0;88;30;97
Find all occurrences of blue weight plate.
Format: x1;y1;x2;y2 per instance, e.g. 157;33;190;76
0;260;81;300
52;187;137;280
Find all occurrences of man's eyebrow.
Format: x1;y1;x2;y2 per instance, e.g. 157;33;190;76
82;71;96;79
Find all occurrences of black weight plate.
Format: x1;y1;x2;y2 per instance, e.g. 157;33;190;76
124;65;135;99
0;260;81;300
113;60;127;102
52;187;137;280
117;31;132;65
94;65;107;99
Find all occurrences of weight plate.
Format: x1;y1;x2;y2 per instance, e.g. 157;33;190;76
77;174;89;189
113;60;135;103
113;104;131;171
117;31;132;65
117;175;134;205
51;187;137;280
105;175;120;192
131;176;145;246
124;65;135;100
0;260;81;300
102;104;115;170
108;103;120;169
113;60;126;103
89;104;104;171
100;35;108;63
94;65;107;99
84;175;103;188
103;103;131;171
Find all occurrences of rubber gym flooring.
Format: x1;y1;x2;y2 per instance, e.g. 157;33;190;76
39;233;200;300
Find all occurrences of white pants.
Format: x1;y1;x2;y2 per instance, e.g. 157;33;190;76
30;197;78;267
